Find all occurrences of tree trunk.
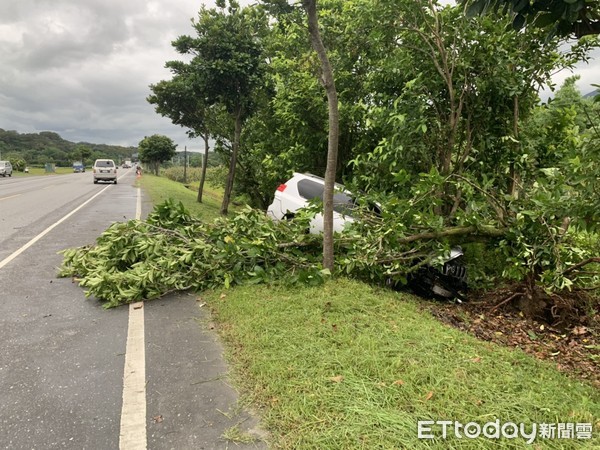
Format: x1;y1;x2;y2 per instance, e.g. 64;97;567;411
303;0;340;271
197;130;209;204
509;95;520;198
220;106;242;215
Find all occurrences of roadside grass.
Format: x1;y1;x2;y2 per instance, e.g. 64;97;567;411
138;173;226;222
204;280;599;449
13;167;74;176
138;175;599;448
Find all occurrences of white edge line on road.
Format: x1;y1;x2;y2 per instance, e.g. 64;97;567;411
119;302;147;450
0;184;112;270
136;186;142;221
119;187;147;450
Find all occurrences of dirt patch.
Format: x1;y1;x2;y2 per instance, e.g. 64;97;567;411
424;286;600;389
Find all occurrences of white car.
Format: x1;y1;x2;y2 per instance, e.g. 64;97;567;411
266;172;355;233
92;159;117;184
267;172;468;301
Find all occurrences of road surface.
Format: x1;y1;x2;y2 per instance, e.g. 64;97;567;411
0;170;265;449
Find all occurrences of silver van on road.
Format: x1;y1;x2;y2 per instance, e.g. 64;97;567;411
92;159;117;184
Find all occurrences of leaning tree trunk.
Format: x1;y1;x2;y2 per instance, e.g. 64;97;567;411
303;0;340;271
221;106;242;215
197;130;209;204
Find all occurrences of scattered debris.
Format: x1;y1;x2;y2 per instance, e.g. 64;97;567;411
426;286;599;388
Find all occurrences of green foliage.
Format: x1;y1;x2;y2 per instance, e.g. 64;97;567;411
162;166;204;184
58;199;328;308
463;0;600;38
4;152;27;171
138;134;177;175
59;194;471;308
346;166;600;297
57;1;600;305
204;166;229;189
60;168;600;309
235;0;586;208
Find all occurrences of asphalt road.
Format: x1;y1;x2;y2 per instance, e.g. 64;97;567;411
0;170;265;449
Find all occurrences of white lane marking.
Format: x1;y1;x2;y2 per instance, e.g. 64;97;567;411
0;185;112;270
119;302;147;450
136;187;142;221
119;187;147;450
0;194;21;202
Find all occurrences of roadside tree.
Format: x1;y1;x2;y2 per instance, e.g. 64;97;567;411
138;134;177;176
167;0;268;215
148;77;214;203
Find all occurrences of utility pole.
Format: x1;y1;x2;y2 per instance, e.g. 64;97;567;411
183;145;187;184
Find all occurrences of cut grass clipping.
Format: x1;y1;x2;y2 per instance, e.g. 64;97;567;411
205;279;599;449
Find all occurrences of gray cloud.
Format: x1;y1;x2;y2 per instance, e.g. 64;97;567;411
0;0;597;152
0;0;215;150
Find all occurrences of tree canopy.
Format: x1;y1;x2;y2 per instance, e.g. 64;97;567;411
138;134;177;175
159;0;268;215
0;129;135;168
463;0;600;38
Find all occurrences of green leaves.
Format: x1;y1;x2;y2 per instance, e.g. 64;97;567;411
137;135;178;176
59;200;325;307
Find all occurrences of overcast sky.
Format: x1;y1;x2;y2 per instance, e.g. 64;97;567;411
0;1;597;152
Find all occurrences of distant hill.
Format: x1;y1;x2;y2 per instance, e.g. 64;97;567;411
0;129;135;167
583;89;599;99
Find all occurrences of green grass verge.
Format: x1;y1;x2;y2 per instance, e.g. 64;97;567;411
13;167;75;176
138;173;225;222
204;280;599;449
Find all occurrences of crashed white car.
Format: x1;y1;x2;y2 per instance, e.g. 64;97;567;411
266;172;356;233
267;172;468;301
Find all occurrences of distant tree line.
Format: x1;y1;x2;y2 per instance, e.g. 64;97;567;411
0;129;136;169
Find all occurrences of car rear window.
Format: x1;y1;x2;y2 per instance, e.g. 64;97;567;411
298;179;323;201
297;179;355;215
96;160;115;167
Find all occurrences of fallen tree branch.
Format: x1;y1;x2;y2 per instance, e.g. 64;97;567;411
563;258;600;276
574;285;600;292
397;225;506;244
491;292;524;312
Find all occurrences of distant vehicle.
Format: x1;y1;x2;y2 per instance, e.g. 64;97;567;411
0;161;13;177
72;161;85;173
92;159;117;184
122;160;132;168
